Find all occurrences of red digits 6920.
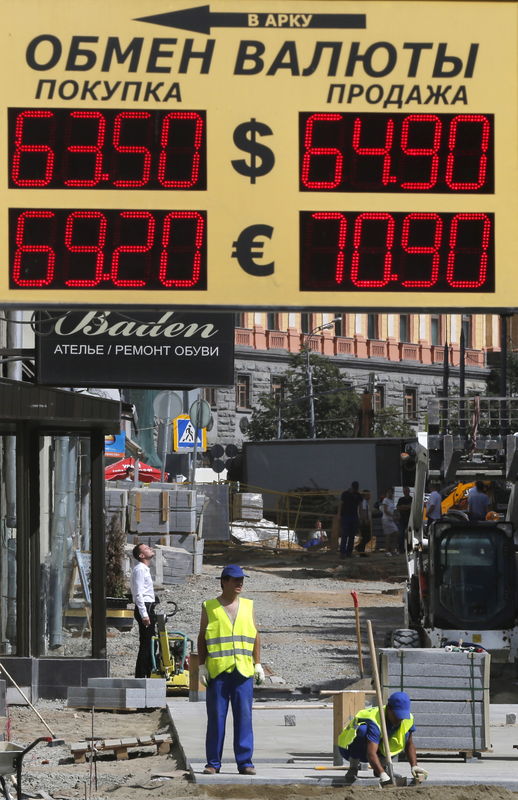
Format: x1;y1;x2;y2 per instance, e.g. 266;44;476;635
10;208;206;290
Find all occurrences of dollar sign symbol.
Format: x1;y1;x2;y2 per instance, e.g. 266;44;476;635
231;119;275;184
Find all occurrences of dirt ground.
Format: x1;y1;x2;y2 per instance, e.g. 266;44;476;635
6;547;518;799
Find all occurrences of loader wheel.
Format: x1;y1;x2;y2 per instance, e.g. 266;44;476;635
390;628;420;648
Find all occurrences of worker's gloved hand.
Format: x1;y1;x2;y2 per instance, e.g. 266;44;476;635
379;771;392;788
411;766;428;782
198;664;209;687
254;663;265;685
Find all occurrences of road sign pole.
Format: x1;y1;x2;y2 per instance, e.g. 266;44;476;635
189;391;201;485
160;395;173;482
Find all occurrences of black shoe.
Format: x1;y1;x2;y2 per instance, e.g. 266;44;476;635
203;766;220;774
239;766;256;775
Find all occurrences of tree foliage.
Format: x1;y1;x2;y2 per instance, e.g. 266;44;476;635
247;352;417;441
247;352;360;440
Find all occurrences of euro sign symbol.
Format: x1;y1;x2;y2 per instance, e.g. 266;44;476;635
231;119;275;184
232;225;274;276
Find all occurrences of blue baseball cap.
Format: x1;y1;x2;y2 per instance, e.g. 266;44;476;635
387;691;411;720
221;564;248;579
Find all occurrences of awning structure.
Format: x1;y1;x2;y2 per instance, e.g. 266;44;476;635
105;456;166;483
0;378;121;433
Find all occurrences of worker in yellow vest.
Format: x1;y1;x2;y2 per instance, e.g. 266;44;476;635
338;692;428;786
197;564;264;776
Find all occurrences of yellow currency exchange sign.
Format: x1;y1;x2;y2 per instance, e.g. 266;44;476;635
1;0;517;310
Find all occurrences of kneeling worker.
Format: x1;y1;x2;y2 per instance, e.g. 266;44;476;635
338;691;428;786
197;565;264;776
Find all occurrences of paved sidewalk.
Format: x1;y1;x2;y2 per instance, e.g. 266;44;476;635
167;699;518;787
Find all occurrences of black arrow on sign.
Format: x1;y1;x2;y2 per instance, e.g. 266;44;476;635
135;6;366;34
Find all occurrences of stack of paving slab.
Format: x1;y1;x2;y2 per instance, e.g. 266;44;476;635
380;647;490;753
169;489;197;533
232;492;263;521
105;487;128;528
67;677;166;710
126;488;198;535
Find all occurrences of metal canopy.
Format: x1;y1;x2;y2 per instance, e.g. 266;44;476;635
0;379;120;432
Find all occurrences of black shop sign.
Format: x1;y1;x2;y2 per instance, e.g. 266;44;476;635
36;310;235;388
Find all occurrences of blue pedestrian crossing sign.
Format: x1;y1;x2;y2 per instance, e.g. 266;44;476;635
173;414;207;452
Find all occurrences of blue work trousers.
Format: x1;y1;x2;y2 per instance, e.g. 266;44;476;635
205;669;254;771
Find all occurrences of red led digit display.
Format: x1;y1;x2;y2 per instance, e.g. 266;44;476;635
9;208;206;290
300;211;494;292
299;112;494;193
8;108;207;190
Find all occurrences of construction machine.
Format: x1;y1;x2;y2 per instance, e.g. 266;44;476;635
389;396;518;666
150;602;193;694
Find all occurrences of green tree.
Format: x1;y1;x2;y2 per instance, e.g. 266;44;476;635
247;352;360;440
372;406;416;437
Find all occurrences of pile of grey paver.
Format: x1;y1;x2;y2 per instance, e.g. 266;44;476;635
67;677;166;710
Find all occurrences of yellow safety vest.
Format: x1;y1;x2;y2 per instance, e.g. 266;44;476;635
338;706;414;757
204;597;257;679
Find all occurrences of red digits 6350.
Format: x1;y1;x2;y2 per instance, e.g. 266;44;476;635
9;108;207;190
300;112;493;194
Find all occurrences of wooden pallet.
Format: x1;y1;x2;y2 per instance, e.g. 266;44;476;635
70;734;172;763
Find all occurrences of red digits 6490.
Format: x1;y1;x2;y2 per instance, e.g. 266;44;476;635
300;112;493;194
9;108;207;190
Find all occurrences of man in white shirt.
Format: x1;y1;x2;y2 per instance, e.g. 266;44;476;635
426;484;443;530
130;543;157;678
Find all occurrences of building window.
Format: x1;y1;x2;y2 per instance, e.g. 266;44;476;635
399;314;410;343
300;313;312;334
333;313;345;337
235;312;245;328
403;387;418;421
462;314;473;348
373;385;385;412
367;314;379;340
271;375;285;400
236;374;251;409
203;387;217;407
431;315;441;346
266;312;280;330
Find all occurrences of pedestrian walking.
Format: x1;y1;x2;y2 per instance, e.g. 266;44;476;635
339;481;362;559
197;565;264;776
381;488;399;556
356;489;372;556
426;483;443;530
337;691;428;786
130;543;158;678
396;486;412;553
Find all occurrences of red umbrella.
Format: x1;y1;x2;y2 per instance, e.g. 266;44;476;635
105;457;167;483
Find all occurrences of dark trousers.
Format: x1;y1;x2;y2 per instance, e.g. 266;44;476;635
134;602;157;678
340;515;358;555
205;670;254;770
357;523;372;553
